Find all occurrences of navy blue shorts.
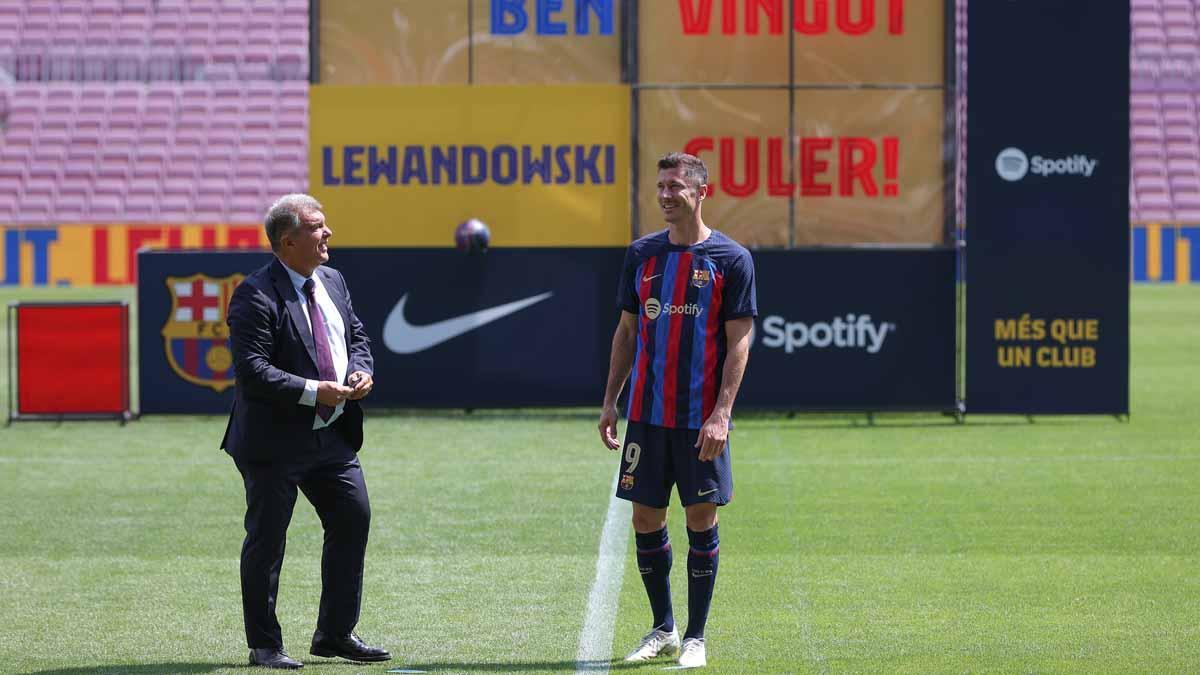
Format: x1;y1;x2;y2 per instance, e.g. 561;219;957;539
615;421;733;509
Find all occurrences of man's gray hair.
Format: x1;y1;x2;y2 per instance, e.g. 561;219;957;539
264;193;323;252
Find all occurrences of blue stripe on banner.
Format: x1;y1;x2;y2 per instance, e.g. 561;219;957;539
1162;226;1177;282
1131;226;1147;282
626;261;645;419
1183;227;1200;282
651;253;680;426
688;267;713;428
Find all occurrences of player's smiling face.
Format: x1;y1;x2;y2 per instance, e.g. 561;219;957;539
657;167;707;224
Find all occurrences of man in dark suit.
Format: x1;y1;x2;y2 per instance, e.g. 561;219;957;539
221;194;391;669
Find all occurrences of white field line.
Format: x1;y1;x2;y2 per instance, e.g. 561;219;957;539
574;470;632;674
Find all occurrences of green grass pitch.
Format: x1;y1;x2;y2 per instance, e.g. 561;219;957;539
0;285;1197;673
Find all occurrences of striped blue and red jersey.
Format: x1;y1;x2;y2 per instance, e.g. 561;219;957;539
618;229;757;430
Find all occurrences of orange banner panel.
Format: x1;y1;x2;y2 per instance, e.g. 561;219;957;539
640;0;944;85
639;87;945;245
319;0;471;84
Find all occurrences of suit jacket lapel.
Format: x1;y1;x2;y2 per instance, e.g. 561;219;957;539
318;267;352;331
271;258;318;369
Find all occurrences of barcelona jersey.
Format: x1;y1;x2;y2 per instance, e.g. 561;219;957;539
618;229;757;430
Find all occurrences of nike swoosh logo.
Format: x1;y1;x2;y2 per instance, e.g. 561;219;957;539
383;291;554;354
643;274;662;282
697;488;718;497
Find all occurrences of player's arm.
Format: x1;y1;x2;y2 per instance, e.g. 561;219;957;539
695;316;753;461
599;310;639;450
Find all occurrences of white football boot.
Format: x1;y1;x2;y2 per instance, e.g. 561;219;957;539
677;637;707;668
623;627;680;661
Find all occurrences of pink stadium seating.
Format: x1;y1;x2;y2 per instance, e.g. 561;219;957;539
1;82;309;224
1129;0;1200;222
0;0;307;83
0;1;310;224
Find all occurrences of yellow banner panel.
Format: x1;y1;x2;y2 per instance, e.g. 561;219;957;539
319;0;470;85
0;224;268;287
638;87;944;245
640;0;944;85
310;85;631;246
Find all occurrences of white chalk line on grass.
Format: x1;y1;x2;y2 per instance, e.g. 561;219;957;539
575;470;632;674
795;577;828;675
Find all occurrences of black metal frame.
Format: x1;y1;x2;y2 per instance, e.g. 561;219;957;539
949;0;966;419
7;301;133;425
308;0;319;83
624;0;639;239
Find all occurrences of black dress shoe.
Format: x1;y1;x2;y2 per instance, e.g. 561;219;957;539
249;648;303;669
310;631;392;662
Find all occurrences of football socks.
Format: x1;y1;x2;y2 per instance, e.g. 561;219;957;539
635;527;675;633
685;525;719;640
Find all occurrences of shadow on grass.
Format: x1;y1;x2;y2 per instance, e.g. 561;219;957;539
369;408;599;421
366;408;1126;429
25;660;647;674
395;661;644;672
26;665;226;675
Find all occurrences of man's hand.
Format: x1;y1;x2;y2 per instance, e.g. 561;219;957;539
346;371;374;400
599;405;621;450
694;409;730;461
317;381;353;406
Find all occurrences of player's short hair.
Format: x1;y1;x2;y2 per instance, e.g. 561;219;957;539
656;152;709;189
264;193;323;252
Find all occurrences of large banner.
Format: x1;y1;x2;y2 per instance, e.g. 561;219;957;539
966;1;1130;413
318;0;941;86
138;249;619;413
139;248;953;413
310;85;630;247
635;0;947;247
740;248;955;409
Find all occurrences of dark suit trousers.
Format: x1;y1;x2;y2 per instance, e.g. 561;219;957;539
235;428;371;649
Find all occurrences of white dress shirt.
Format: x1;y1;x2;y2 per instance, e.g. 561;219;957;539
283;264;349;430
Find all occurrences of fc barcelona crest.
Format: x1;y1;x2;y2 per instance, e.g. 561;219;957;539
162;273;244;393
691;268;712;288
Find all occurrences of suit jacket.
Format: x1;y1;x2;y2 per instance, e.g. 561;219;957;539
221;258;374;462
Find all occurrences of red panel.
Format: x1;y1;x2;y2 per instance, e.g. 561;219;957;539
17;305;126;414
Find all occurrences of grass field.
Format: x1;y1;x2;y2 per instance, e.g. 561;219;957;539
0;285;1197;674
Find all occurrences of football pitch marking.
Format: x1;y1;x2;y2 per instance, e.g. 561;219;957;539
574;470;632;674
795;580;828;674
